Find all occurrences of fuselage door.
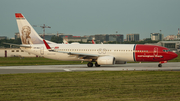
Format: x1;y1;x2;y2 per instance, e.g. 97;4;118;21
40;46;44;55
154;47;158;56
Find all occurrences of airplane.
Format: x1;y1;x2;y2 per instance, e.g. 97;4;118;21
10;13;178;67
92;39;96;44
92;39;104;44
63;38;69;44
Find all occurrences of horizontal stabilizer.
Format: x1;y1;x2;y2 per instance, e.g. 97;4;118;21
3;42;31;48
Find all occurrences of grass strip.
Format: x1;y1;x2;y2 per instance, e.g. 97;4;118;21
0;71;180;101
0;57;88;66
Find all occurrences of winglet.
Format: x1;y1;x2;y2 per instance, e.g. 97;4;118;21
92;40;96;44
43;40;51;50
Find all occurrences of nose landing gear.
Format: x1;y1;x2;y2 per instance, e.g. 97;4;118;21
158;64;162;67
158;61;167;67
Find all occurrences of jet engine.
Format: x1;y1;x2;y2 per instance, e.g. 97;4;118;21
97;56;115;65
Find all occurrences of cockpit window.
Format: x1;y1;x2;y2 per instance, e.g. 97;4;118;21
163;50;171;52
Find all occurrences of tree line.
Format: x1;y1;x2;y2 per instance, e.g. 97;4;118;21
0;36;159;48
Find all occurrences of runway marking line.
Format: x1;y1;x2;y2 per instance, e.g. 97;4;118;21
64;69;71;71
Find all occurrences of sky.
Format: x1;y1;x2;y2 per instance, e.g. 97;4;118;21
1;0;180;39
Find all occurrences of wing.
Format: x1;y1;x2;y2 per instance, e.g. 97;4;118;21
43;40;99;59
3;42;31;48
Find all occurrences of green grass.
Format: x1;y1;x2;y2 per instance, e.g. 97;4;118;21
0;57;87;66
0;71;180;101
0;55;180;100
169;53;180;62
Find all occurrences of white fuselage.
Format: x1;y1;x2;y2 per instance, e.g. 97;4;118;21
21;44;135;62
14;13;178;67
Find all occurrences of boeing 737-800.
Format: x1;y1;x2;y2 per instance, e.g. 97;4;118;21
9;13;178;67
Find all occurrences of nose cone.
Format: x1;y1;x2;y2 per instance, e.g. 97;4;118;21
171;52;178;59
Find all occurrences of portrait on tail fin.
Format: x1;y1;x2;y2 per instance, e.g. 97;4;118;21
21;26;33;44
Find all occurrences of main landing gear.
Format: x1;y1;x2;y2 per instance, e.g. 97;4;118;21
87;62;93;67
95;62;100;67
87;62;100;67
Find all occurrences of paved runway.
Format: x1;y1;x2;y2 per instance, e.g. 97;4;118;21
0;62;180;74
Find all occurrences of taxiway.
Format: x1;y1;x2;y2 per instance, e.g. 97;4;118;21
0;62;179;74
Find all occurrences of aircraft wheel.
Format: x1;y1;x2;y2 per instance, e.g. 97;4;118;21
158;64;162;67
95;62;100;67
87;62;93;67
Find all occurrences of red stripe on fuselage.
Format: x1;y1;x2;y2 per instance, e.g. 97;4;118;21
135;44;172;62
